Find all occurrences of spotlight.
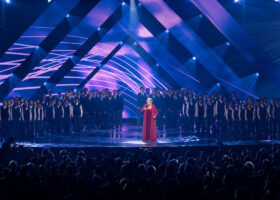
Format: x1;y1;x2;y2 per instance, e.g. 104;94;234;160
122;2;125;6
97;27;101;31
74;89;77;92
6;0;10;3
36;46;39;49
48;0;52;3
217;82;221;86
44;82;47;86
134;42;137;46
256;72;260;77
156;63;160;67
234;0;240;3
66;14;70;18
138;2;142;6
165;29;169;33
226;41;231;46
192;56;197;61
120;41;123;46
199;14;203;18
275;0;279;2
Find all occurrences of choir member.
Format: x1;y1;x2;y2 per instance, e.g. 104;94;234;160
35;102;44;136
239;101;247;138
226;102;234;136
268;98;276;137
112;90;119;129
145;88;151;98
72;98;83;133
156;89;164;130
187;97;195;132
172;91;181;129
166;89;173;129
205;98;214;134
106;92;113;129
0;100;9;137
263;97;270;136
215;95;227;134
8;98;15;136
85;92;94;130
47;90;53;104
45;100;55;134
259;99;268;138
13;100;21;137
92;90;99;129
55;100;64;135
63;99;72;135
99;94;108;130
245;102;254;137
233;102;240;139
182;96;189;131
195;98;206;134
117;90;124;130
28;100;36;137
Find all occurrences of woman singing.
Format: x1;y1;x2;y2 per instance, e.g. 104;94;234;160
141;98;158;142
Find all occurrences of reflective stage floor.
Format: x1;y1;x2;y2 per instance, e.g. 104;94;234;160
1;124;279;148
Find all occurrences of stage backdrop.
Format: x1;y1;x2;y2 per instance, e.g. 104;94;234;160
0;0;280;118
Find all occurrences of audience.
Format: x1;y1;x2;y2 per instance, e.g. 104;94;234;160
1;138;280;200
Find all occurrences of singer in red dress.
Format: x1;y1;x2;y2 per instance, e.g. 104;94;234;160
141;98;158;142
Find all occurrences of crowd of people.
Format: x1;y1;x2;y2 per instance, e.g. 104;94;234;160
137;87;280;139
1;139;280;200
1;86;280;140
0;88;124;137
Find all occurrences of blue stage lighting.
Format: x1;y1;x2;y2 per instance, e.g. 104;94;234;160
156;63;160;67
97;27;101;31
234;0;240;3
275;0;279;2
48;0;52;3
6;0;10;3
256;72;260;77
44;82;47;86
120;41;123;46
226;42;231;46
192;56;197;61
138;2;142;6
66;14;70;18
134;42;137;46
165;29;169;33
217;82;221;86
122;2;125;6
199;14;203;18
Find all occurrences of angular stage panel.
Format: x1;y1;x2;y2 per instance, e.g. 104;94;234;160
7;0;121;98
0;0;80;85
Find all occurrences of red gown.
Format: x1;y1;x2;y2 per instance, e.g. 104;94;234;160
141;104;158;142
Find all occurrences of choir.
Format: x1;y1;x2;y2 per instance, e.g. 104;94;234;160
0;89;124;137
138;87;280;140
1;86;280;140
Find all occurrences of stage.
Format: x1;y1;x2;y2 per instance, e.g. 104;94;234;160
1;124;278;148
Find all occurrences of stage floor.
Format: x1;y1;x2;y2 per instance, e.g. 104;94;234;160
1;124;279;148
